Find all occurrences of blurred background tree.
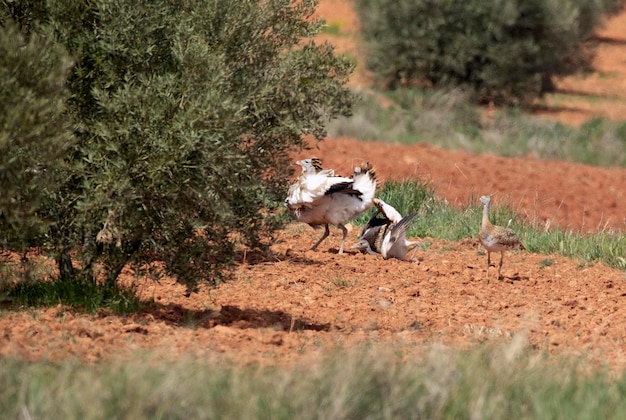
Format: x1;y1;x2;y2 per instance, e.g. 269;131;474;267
355;0;622;105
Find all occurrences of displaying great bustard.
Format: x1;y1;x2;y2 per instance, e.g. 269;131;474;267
285;158;338;205
285;158;378;254
351;198;420;261
479;195;524;280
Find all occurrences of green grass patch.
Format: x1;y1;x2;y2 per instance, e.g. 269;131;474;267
355;180;481;241
2;272;142;314
522;228;626;270
328;88;626;167
1;342;625;419
598;71;621;80
538;258;555;268
355;180;626;271
321;21;343;36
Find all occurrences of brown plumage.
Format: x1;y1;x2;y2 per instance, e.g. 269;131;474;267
479;195;524;280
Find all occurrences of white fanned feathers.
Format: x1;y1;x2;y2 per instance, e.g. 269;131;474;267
285;158;378;254
351;198;420;261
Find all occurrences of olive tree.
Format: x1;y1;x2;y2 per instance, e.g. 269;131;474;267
0;18;74;255
3;0;355;292
356;0;612;105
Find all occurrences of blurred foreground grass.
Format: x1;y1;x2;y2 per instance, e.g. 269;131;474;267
2;339;625;419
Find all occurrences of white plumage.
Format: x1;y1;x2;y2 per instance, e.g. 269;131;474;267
285;158;378;254
285;158;348;205
351;198;420;261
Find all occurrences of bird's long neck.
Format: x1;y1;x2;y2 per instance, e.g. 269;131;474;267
481;202;492;231
302;166;316;177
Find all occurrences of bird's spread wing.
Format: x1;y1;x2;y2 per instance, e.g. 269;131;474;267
318;168;335;177
383;213;417;257
324;181;362;197
286;173;353;206
362;212;388;233
388;214;417;244
307;174;351;195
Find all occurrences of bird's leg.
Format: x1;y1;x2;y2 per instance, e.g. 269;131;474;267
310;224;330;251
498;251;505;280
486;251;491;280
406;241;420;262
337;224;348;254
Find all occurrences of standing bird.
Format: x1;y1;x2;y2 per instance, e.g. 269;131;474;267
479;195;524;280
351;198;420;261
285;159;378;254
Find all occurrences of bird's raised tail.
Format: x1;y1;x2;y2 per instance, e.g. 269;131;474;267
372;197;402;223
351;162;378;204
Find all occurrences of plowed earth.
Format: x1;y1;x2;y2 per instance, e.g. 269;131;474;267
3;1;626;370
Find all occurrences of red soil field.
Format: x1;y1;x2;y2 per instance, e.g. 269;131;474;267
2;1;626;370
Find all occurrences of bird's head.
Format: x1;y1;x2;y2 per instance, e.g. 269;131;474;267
350;239;372;253
479;195;491;207
296;157;323;174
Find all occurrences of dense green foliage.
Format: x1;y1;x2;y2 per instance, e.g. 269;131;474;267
0;18;74;252
1;0;355;292
1;344;626;419
355;0;618;104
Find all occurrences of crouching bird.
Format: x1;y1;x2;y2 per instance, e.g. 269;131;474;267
351;198;420;261
479;195;525;280
285;159;378;254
